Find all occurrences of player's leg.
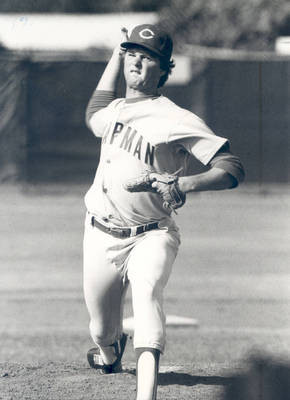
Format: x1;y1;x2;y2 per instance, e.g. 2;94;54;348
135;347;160;400
127;229;180;399
83;216;128;369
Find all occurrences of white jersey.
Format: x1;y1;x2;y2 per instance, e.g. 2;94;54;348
85;95;227;226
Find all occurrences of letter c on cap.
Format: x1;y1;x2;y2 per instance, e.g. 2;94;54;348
139;28;155;40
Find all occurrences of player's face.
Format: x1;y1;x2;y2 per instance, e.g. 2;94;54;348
124;47;165;95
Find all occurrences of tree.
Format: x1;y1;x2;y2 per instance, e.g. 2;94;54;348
158;0;290;51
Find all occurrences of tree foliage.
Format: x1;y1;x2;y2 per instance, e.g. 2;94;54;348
158;0;290;51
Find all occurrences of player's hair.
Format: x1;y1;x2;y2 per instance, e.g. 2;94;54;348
158;58;175;88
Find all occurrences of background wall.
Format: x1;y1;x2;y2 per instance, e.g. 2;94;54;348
1;51;288;184
206;59;290;183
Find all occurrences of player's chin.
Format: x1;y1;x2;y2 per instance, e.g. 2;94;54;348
126;75;143;87
127;81;145;91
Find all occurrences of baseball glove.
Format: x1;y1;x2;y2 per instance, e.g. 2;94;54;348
123;171;186;212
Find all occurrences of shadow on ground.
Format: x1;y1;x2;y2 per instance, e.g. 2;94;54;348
158;372;232;387
125;368;231;387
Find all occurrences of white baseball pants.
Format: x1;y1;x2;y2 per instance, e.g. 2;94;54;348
83;213;180;353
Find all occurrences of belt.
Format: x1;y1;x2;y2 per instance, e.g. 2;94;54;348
90;216;159;239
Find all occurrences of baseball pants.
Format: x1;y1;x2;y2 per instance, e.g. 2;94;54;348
83;213;180;353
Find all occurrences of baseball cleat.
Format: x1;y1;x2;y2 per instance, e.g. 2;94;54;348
87;333;128;374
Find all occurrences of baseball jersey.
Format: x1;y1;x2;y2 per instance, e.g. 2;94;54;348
85;95;228;227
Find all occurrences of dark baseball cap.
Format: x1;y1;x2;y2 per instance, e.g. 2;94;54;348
121;24;173;61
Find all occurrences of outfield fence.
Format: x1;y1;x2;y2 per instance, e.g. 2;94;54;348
0;47;289;184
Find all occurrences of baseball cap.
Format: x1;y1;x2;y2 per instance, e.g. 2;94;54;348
121;24;173;61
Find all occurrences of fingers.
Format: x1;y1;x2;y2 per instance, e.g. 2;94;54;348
121;27;129;41
117;27;128;57
121;27;129;45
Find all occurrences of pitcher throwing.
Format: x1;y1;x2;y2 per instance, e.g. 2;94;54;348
83;24;245;400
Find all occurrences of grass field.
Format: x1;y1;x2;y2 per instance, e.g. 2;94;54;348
0;183;289;400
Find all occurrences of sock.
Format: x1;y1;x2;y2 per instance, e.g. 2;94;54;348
135;347;160;400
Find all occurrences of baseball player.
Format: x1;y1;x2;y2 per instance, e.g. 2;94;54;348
83;24;244;400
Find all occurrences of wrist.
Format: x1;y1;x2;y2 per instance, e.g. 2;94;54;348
178;176;196;194
112;46;126;59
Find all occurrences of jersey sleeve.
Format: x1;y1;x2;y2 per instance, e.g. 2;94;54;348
89;98;123;138
209;143;245;186
85;90;116;129
169;112;228;165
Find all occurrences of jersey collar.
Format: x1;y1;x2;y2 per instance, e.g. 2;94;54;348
125;95;160;104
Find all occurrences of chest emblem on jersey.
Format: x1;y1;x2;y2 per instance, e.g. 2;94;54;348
102;121;155;166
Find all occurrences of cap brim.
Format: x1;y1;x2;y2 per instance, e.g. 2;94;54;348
121;41;165;58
